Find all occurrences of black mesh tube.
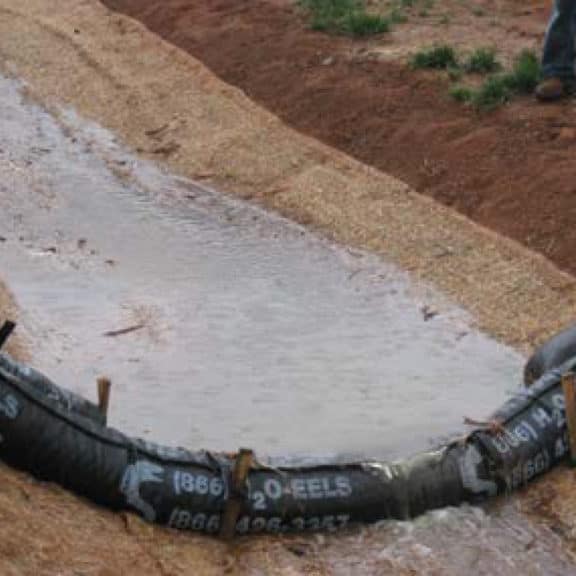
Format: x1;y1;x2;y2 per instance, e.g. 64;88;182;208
0;352;571;535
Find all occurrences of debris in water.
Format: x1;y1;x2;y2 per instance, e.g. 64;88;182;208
103;324;145;338
421;305;439;321
463;416;505;435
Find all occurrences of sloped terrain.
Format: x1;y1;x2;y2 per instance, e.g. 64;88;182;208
102;0;576;277
1;1;576;574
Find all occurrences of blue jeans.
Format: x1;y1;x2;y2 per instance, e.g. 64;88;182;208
542;0;576;79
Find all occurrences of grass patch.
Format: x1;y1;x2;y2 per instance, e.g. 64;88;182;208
449;85;473;103
469;75;512;109
298;0;390;36
464;47;501;74
450;50;541;109
413;45;501;75
506;49;540;93
341;11;391;36
411;45;459;69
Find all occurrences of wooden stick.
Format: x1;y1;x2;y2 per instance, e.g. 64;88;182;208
219;448;254;540
0;321;16;351
97;377;112;424
103;324;144;338
562;372;576;465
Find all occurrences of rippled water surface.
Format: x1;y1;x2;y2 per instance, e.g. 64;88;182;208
0;74;523;459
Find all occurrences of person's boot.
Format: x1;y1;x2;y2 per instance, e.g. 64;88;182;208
535;77;575;101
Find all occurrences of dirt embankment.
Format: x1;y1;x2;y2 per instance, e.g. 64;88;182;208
101;0;576;280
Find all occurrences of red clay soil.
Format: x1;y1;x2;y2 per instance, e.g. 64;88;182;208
101;0;576;275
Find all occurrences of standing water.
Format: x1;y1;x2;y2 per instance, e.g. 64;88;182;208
1;74;576;574
0;74;522;459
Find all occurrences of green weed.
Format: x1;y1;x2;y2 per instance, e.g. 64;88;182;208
341;11;391;35
450;85;474;103
506;49;540;93
460;51;541;110
470;75;512;109
299;0;390;36
411;45;459;69
464;47;501;74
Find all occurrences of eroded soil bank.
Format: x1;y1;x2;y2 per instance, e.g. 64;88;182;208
101;0;576;279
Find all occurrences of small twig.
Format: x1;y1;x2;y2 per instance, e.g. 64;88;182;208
103;323;145;338
464;416;506;435
252;457;289;478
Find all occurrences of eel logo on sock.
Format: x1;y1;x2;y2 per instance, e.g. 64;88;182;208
120;460;164;522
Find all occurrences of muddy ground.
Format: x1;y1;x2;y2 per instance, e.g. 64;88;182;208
2;0;576;574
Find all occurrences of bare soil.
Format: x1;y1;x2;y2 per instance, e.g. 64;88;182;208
101;0;576;277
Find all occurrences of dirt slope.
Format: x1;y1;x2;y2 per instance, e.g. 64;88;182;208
101;0;576;278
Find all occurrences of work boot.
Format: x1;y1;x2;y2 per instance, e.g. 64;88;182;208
535;77;575;102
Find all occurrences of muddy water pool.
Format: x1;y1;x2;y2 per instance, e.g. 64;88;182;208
0;74;522;459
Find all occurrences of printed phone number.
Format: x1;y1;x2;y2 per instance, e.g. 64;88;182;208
168;508;350;534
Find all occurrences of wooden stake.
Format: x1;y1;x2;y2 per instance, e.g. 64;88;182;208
0;321;16;351
219;448;254;540
97;377;112;424
562;372;576;465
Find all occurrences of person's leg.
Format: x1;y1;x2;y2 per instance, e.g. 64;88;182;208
537;0;576;100
541;0;576;80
